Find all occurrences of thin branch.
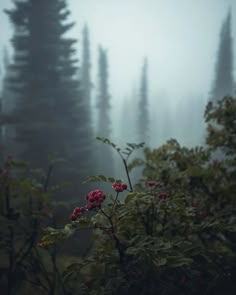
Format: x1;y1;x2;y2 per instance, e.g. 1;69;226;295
122;158;133;192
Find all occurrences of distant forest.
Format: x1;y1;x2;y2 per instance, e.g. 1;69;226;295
0;2;235;196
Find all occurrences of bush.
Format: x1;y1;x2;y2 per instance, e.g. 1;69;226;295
2;96;235;295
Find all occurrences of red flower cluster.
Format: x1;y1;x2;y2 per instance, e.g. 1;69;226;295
70;190;106;221
85;189;106;211
112;182;127;192
158;192;170;199
71;207;85;221
145;180;161;187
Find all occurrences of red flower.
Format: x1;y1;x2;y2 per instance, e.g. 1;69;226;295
94;202;102;208
86;203;93;211
71;189;106;219
121;183;127;190
86;189;106;203
145;180;161;187
112;182;127;192
70;213;77;221
72;207;85;218
145;180;156;187
158;192;169;199
98;194;106;201
74;207;82;215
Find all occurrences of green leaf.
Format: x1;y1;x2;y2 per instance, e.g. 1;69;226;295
126;143;135;149
167;256;193;267
83;175;115;183
107;177;115;183
124;192;137;203
154;257;167;267
98;175;107;181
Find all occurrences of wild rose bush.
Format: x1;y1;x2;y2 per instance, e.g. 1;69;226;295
39;97;236;295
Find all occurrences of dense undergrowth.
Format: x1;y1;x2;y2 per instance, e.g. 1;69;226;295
1;96;236;294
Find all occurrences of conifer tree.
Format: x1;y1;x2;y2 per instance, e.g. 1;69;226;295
5;0;94;195
96;46;113;176
132;58;149;185
210;9;234;101
138;57;149;144
97;47;111;138
207;9;234;159
0;95;2;164
81;23;92;111
120;86;138;144
0;48;17;159
0;60;2;163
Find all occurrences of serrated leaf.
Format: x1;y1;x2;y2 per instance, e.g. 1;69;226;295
107;177;115;183
125;192;146;203
98;175;107;181
154;257;167;267
167;256;193;267
125;147;132;152
125;192;138;203
127;143;135;149
83;175;112;183
121;152;130;155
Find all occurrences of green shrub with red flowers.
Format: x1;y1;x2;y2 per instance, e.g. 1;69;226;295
38;96;236;295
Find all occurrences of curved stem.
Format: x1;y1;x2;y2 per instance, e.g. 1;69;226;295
111;145;133;192
122;158;133;192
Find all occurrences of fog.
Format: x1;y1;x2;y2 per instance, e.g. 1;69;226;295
0;0;235;173
0;3;235;293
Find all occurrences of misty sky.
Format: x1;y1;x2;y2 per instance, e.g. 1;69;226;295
0;0;235;147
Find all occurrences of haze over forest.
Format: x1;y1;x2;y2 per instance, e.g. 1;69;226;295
0;0;235;192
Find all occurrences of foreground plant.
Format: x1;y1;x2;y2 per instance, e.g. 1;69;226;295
39;97;236;295
0;157;70;295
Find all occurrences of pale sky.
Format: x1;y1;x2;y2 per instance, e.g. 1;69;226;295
67;0;236;105
1;0;235;99
0;0;235;147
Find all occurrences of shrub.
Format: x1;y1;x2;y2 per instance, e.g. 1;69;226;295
40;96;236;294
